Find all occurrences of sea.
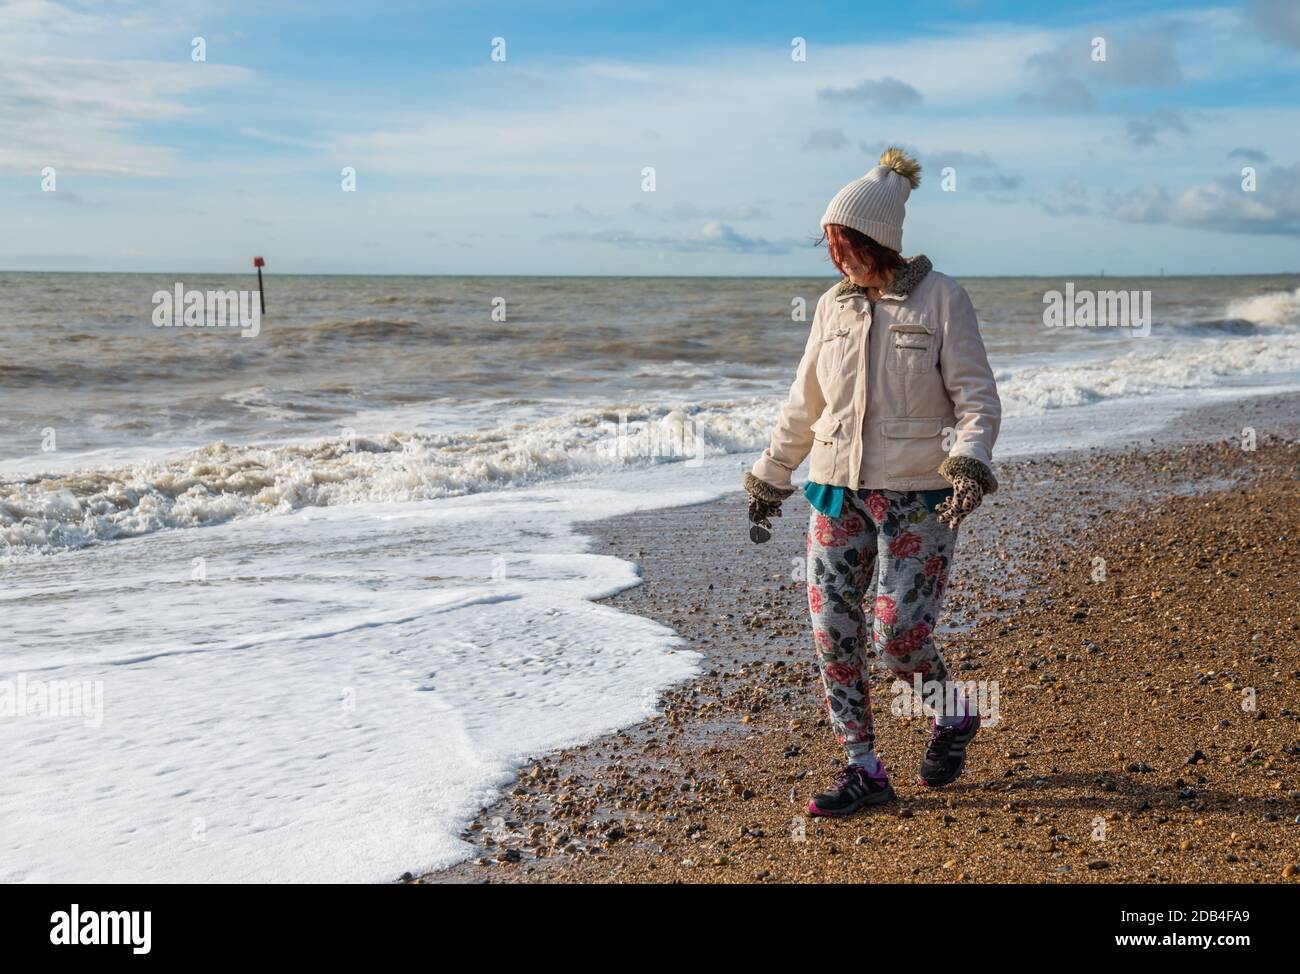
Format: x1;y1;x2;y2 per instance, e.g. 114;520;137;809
3;271;1299;881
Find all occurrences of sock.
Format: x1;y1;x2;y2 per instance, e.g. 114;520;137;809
847;749;884;777
936;685;971;727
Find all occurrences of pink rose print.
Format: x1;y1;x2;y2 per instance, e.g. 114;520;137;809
866;492;889;523
814;629;835;654
923;554;944;577
839;514;865;538
824;661;859;685
906;621;932;650
886;621;932;659
889;529;922;559
813;515;839;547
874;595;898;625
807;585;824;613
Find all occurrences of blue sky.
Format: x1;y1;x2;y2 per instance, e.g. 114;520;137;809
3;0;1300;276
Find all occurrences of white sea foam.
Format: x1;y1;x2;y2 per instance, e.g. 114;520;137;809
1;403;780;552
0;476;720;882
7;316;1300;553
1224;286;1300;326
9;302;1300;554
996;329;1300;415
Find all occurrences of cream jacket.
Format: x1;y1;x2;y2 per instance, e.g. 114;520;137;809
751;257;1000;493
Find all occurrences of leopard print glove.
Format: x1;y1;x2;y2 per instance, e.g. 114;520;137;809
935;456;998;530
743;472;795;543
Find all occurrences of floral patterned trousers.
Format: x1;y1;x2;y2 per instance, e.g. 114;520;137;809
806;489;957;762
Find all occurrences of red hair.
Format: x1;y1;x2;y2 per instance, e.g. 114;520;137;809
818;224;905;281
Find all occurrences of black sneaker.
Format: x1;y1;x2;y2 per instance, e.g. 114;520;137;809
917;715;980;787
806;762;896;817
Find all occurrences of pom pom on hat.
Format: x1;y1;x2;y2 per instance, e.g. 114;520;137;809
877;147;921;190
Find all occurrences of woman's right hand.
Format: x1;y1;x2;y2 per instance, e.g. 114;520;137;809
743;473;794;543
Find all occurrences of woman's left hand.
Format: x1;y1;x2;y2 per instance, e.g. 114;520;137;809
935;456;997;529
935;474;984;529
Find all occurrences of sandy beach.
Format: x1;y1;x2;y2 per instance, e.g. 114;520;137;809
422;392;1300;884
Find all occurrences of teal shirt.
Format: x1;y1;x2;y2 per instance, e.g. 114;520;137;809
803;482;952;518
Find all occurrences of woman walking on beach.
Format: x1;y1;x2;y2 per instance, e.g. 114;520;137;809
744;148;1001;816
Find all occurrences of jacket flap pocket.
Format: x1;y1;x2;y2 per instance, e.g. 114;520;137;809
810;414;841;438
888;314;934;335
882;418;942;439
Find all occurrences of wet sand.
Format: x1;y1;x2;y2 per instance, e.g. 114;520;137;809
420;393;1300;884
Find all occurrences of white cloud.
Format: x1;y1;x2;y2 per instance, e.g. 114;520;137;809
1124;108;1191;149
0;1;252;175
549;221;799;255
818;76;924;109
1107;163;1300;236
1245;0;1300;51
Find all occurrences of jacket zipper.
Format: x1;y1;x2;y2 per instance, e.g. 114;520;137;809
848;300;873;490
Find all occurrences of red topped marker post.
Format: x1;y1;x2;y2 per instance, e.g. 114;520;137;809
252;256;266;314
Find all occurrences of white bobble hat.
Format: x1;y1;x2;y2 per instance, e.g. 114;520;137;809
819;147;922;252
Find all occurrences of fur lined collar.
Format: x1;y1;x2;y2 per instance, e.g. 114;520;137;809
835;254;932;301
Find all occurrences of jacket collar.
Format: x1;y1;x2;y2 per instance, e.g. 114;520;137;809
834;254;932;302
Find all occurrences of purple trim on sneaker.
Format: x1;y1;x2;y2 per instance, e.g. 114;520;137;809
806;763;895;817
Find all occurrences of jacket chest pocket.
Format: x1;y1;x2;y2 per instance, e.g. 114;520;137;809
886;314;936;375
